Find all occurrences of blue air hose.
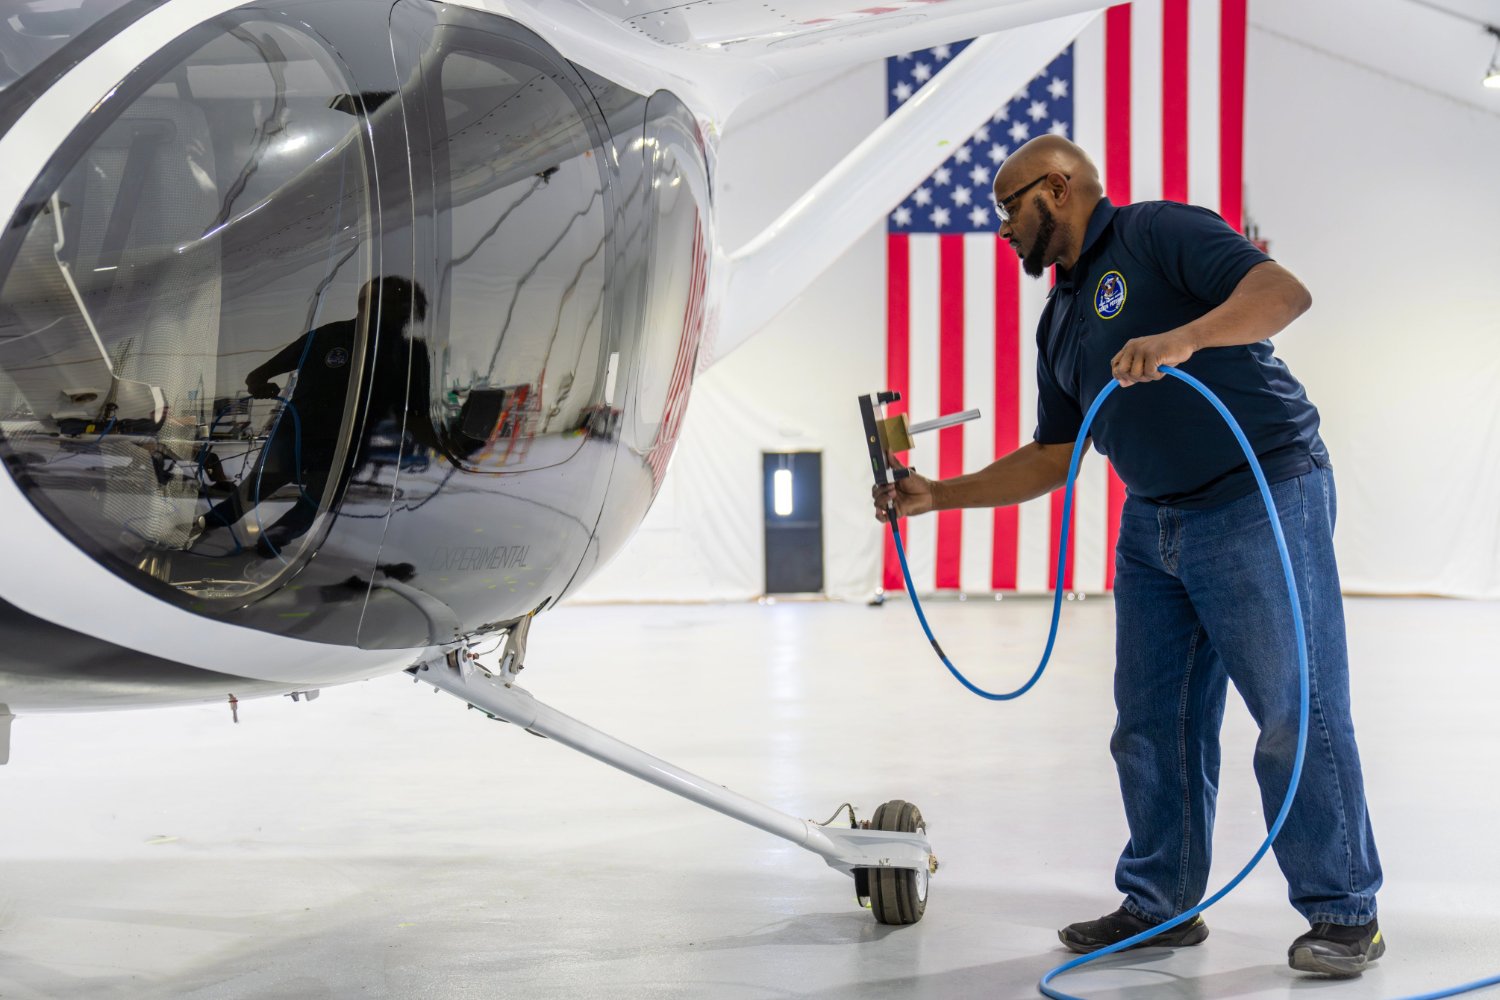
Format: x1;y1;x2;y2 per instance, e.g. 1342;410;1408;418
887;365;1499;1000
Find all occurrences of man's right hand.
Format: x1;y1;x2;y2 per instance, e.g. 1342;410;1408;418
248;381;280;400
872;454;936;522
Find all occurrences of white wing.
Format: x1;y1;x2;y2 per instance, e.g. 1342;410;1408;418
473;0;1106;122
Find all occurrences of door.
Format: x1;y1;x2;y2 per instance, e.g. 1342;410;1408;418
763;451;823;594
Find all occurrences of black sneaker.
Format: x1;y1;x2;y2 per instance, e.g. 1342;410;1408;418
1059;907;1210;954
1288;919;1385;977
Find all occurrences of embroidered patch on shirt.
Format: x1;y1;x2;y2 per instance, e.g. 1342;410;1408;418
1094;270;1127;319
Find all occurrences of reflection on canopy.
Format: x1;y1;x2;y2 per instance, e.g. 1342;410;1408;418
0;17;375;602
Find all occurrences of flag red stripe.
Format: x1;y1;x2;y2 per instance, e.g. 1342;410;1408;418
1043;267;1074;591
991;238;1020;590
1066;496;1077;589
1105;474;1128;592
1105;5;1132;206
883;233;910;591
936;234;965;589
1162;0;1190;203
1220;0;1248;231
1103;3;1133;590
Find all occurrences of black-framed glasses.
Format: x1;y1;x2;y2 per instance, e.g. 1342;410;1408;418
995;172;1068;224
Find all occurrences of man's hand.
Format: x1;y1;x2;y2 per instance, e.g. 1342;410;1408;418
1110;329;1196;387
872;454;936;522
247;380;281;400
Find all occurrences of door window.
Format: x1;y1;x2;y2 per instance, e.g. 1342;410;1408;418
0;16;376;603
423;38;610;471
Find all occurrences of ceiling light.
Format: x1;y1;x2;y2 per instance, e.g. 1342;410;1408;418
1487;27;1500;88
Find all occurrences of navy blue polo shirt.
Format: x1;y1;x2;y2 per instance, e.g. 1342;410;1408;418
1034;198;1327;509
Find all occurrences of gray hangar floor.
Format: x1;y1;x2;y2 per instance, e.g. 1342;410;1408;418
1;597;1497;999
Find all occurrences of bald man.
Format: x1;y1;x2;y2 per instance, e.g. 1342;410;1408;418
874;136;1384;978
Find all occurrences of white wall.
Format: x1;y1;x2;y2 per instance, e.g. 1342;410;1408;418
574;4;1500;603
1244;4;1500;596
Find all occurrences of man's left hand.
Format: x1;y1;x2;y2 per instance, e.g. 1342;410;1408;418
1110;329;1196;387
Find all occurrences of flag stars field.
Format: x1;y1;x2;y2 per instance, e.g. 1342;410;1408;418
886;41;1072;234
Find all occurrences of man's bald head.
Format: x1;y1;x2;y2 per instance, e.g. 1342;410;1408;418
992;137;1105;276
993;135;1102;204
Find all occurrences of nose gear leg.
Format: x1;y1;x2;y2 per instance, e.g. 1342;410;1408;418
408;646;936;924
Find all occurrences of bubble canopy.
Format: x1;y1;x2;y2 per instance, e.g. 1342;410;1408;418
0;1;713;649
0;14;378;605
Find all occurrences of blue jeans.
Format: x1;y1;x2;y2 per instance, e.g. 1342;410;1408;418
1112;461;1382;926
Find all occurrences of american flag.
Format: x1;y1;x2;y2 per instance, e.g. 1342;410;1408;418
883;0;1248;596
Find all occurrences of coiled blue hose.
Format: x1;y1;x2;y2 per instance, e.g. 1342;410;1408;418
888;365;1499;1000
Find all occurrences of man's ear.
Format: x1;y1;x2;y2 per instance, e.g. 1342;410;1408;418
1051;171;1070;206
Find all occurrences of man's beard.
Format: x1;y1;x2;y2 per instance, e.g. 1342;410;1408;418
1022;197;1056;278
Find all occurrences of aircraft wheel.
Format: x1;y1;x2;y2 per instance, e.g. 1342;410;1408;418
865;799;928;925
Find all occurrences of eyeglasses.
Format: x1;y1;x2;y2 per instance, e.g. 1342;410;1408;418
994;172;1068;224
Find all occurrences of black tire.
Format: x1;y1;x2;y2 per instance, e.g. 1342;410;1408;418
865;799;928;925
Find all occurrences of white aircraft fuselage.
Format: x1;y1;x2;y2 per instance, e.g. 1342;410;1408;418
0;0;1100;715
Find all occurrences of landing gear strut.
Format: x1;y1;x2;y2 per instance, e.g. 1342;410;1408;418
409;647;937;924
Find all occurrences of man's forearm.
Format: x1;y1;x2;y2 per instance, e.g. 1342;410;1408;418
1109;262;1314;385
929;440;1076;511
